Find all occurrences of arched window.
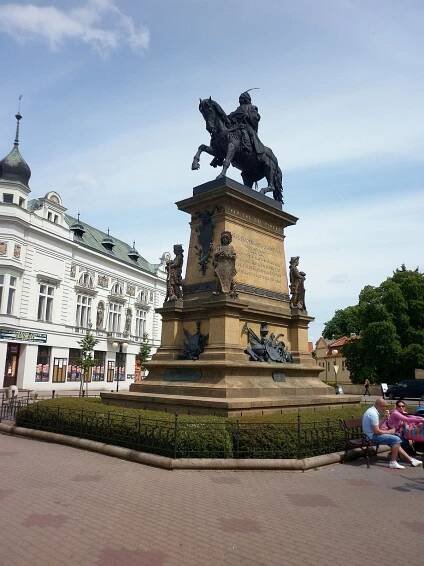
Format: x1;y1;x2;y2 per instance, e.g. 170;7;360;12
138;289;147;303
111;282;123;295
78;272;94;289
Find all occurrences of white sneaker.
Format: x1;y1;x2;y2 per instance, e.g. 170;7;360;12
410;458;423;467
389;461;405;469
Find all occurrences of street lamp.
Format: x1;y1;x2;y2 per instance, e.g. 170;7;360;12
116;342;123;392
115;341;127;392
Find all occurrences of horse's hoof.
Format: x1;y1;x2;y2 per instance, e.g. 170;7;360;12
215;173;225;180
191;161;200;170
260;186;271;195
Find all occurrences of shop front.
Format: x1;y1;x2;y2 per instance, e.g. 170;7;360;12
1;328;47;389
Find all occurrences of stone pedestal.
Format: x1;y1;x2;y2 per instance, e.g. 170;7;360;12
101;177;359;415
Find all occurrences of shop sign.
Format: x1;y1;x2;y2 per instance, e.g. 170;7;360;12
0;328;47;344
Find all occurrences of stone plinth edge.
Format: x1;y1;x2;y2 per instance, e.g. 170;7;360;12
0;422;389;471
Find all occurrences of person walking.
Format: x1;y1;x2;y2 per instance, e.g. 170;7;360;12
364;378;371;397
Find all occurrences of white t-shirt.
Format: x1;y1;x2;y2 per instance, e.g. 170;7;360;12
362;406;379;439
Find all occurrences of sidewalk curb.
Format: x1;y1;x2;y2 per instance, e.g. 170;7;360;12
0;423;390;471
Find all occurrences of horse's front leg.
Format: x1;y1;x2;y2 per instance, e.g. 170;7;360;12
216;141;236;179
191;144;215;170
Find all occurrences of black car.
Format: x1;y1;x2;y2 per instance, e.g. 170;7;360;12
386;380;424;400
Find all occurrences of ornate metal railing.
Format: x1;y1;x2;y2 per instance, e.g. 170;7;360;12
14;405;347;459
0;396;32;422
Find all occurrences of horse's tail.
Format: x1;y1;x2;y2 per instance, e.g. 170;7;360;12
273;165;283;203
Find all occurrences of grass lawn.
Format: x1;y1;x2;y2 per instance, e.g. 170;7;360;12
31;397;378;425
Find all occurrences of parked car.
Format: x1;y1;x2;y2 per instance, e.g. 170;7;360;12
386;380;424;400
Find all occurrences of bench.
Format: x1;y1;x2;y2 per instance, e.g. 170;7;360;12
339;418;379;468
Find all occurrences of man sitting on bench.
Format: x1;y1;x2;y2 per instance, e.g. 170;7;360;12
362;398;422;469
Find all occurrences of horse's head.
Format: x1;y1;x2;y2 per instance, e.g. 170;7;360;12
199;97;229;135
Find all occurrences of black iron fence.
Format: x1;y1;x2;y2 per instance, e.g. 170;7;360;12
14;404;349;459
0;397;32;422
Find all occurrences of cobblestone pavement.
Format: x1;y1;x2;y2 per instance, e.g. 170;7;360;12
0;433;423;566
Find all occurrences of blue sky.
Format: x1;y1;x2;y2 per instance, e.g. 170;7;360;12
0;0;422;341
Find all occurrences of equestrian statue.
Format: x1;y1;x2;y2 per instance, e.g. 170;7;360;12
191;90;284;203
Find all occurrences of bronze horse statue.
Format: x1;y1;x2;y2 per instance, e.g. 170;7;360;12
191;97;283;203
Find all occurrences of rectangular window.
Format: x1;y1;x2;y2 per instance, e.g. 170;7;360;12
67;348;82;381
108;303;122;332
107;360;115;382
135;309;147;338
7;276;16;314
3;193;13;204
76;294;92;328
47;212;52;221
92;351;105;381
35;346;51;382
52;358;67;383
19;197;25;207
37;284;54;321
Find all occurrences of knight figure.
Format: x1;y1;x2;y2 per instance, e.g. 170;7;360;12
192;90;284;202
228;90;266;156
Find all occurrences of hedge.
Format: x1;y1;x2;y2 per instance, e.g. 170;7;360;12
15;401;349;459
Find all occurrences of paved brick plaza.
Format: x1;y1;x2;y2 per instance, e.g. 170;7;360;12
0;433;423;566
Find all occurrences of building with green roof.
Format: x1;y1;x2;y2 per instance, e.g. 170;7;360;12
0;112;168;393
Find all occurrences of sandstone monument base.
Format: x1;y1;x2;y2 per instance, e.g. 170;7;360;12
101;178;359;416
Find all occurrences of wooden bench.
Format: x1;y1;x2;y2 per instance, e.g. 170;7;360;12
339;418;379;468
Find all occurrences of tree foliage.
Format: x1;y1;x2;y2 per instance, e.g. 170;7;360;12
137;333;151;370
77;327;99;397
324;265;424;384
322;305;360;340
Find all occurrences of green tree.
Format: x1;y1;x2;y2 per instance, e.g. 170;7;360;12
322;305;360;339
77;326;99;397
137;333;151;376
324;266;424;384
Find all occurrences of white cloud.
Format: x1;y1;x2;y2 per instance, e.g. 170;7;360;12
0;0;149;52
285;189;424;340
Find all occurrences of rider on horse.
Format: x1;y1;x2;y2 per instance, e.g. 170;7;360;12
228;91;266;156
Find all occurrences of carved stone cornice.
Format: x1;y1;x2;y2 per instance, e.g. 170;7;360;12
134;301;150;310
37;274;61;287
74;284;97;296
183;281;290;302
108;294;127;305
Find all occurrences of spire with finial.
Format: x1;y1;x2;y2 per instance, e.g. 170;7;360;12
0;95;31;187
14;95;23;147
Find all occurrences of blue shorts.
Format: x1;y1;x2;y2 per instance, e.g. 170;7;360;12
371;433;401;446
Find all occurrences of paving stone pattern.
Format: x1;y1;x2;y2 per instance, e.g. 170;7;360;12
0;433;423;566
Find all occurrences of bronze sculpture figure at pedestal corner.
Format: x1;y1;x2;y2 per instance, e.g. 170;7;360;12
194;209;215;275
289;256;307;311
243;322;293;363
213;230;238;299
165;244;184;302
179;321;209;360
191;90;284;203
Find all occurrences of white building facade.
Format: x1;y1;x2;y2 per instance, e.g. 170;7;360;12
0;113;167;393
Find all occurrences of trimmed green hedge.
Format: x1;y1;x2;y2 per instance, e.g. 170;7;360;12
16;403;233;458
15;399;351;459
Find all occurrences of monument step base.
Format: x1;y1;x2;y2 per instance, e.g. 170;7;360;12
100;391;361;417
